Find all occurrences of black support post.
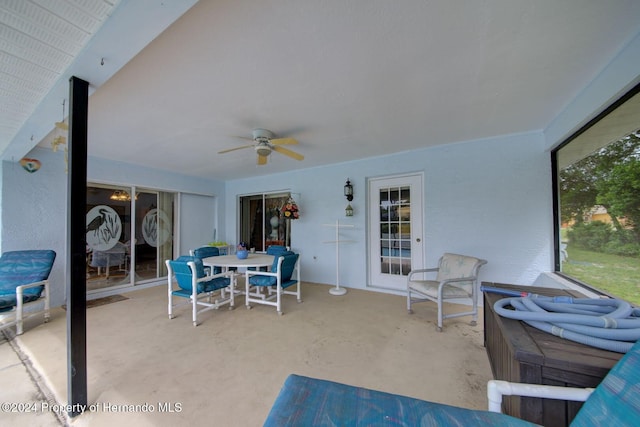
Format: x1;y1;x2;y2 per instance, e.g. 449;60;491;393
67;76;89;417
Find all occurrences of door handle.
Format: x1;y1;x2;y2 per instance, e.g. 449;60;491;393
416;238;421;242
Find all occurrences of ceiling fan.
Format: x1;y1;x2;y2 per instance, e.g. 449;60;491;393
218;129;304;165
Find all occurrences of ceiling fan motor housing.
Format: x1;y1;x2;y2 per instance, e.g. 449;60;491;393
252;128;274;139
253;129;275;156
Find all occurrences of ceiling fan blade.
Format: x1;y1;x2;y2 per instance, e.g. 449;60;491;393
270;137;298;145
257;154;268;165
272;145;304;161
233;135;255;141
218;144;254;154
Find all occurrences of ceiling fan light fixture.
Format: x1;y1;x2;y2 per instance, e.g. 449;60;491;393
255;143;271;157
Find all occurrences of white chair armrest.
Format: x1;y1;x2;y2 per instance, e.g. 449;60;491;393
16;280;49;302
246;270;278;279
487;380;594;413
440;276;477;284
16;279;48;292
196;270;235;283
407;267;439;280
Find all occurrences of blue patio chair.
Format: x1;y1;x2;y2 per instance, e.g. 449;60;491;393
250;245;290;272
191;246;222;275
265;339;640;426
245;253;300;315
166;255;235;326
0;250;56;335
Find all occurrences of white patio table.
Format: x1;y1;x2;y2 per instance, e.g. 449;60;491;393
202;253;274;296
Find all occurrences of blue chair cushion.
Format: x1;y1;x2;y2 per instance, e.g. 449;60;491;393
0;250;56;310
249;275;278;287
172;276;230;298
264;374;536;427
193;246;222;274
278;252;297;278
249;253;298;289
571;338;640;426
249;245;290;271
0;293;42;311
266;245;288;255
193;247;219;258
267;251;294;271
169;256;230;295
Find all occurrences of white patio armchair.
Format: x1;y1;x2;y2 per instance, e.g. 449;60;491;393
407;252;487;331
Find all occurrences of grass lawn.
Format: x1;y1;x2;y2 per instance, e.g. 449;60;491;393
563;246;640;306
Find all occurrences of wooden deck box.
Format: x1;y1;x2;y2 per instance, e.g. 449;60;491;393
482;282;622;426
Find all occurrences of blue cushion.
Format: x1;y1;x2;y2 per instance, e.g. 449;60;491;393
169;256;229;294
193;246;222;274
193;246;220;258
249;253;298;288
279;253;297;280
266;245;288;255
264;374;536;427
171;277;230;297
571;338;640;426
0;293;42;311
249;246;289;271
249;275;277;287
0;250;56;310
268;251;295;271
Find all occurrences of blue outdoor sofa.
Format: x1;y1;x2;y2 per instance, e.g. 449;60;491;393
0;250;56;335
264;338;640;426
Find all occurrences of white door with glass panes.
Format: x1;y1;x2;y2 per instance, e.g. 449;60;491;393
368;174;423;291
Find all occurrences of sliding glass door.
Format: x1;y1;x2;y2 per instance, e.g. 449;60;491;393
239;192;290;252
86;184;174;292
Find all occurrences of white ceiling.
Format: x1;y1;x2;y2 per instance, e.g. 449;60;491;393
0;0;119;150
3;0;640;180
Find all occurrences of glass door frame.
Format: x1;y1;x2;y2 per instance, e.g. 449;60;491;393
368;173;424;291
239;192;290;252
86;183;175;294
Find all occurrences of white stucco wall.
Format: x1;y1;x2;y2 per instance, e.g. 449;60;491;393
2;148;68;307
225;130;552;294
1;147;225;307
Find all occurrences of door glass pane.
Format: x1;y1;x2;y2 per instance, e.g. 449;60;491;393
86;185;133;290
240;195;264;251
240;192;290;252
378;186;412;276
135;190;174;281
265;194;288;247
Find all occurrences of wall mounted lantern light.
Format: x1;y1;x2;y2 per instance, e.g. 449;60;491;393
344;179;354;216
344;179;353;201
345;203;354;217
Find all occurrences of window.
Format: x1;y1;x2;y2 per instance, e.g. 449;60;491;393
553;82;640;305
239;192;291;251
